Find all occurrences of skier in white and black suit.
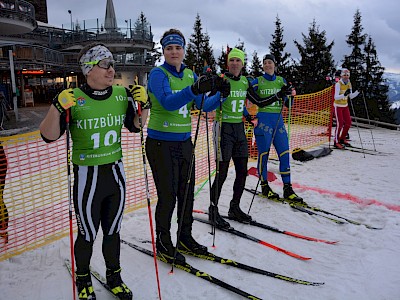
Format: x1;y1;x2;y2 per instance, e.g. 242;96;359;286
39;43;150;300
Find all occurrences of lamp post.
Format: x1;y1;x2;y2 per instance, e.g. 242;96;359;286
125;20;128;38
68;10;72;31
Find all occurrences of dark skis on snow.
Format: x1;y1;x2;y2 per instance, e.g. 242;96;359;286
245;188;382;230
121;239;263;300
193;217;311;260
346;144;391;155
245;187;345;225
179;248;324;286
137;237;323;286
193;209;338;245
341;146;389;156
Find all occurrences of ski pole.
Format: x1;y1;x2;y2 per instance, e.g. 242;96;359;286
287;95;292;140
247;101;284;215
204;112;212;222
361;91;376;151
348;93;365;158
210;93;224;246
204;111;216;240
66;109;77;300
133;80;162;299
172;91;206;272
247;151;268;214
194;169;216;197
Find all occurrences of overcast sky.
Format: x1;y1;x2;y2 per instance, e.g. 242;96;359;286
47;0;400;74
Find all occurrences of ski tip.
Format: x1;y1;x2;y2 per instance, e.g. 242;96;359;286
326;240;340;245
366;225;383;230
302;257;312;261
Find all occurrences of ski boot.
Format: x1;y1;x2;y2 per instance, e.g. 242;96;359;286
340;139;351;147
283;183;305;204
106;268;133;300
208;205;230;229
76;273;96;300
178;234;208;255
261;181;279;199
228;205;252;224
156;232;186;265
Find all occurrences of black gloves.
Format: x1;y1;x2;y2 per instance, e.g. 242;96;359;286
344;89;351;96
191;75;218;95
191;74;231;97
276;90;285;99
217;76;231;98
277;84;294;99
245;114;256;126
284;98;294;108
247;87;278;108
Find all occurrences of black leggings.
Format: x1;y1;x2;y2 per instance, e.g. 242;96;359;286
211;157;248;208
145;137;195;239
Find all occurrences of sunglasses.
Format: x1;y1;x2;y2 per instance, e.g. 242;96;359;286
84;59;115;70
342;74;350;76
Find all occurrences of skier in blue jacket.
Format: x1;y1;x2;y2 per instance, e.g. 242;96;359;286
146;28;230;264
250;54;304;203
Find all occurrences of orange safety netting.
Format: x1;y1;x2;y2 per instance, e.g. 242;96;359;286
246;86;333;159
0;86;333;261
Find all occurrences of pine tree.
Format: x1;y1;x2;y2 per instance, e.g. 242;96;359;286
249;50;262;78
294;19;335;94
132;12;160;64
184;14;216;74
216;46;229;74
133;12;151;39
269;15;292;80
343;9;395;124
342;9;367;90
362;36;394;123
233;40;248;76
202;31;216;73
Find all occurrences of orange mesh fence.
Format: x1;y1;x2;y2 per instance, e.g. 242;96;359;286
0;116;216;261
0;87;332;261
246;86;333;159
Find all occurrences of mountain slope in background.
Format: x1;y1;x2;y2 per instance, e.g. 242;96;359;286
384;72;400;124
385;72;400;103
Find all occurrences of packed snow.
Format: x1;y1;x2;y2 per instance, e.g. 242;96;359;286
1;126;400;300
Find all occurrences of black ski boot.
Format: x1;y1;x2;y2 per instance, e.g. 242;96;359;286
261;181;279;199
340;139;351;147
106;268;133;300
208;205;230;229
178;234;208;255
76;273;96;300
228;205;252;224
156;232;186;265
283;183;305;204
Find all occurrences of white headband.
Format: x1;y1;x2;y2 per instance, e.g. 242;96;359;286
79;45;113;75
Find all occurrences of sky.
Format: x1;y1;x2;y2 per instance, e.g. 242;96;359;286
1;126;400;299
46;0;400;74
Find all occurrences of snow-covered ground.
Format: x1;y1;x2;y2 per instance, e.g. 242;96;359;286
1;126;400;300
